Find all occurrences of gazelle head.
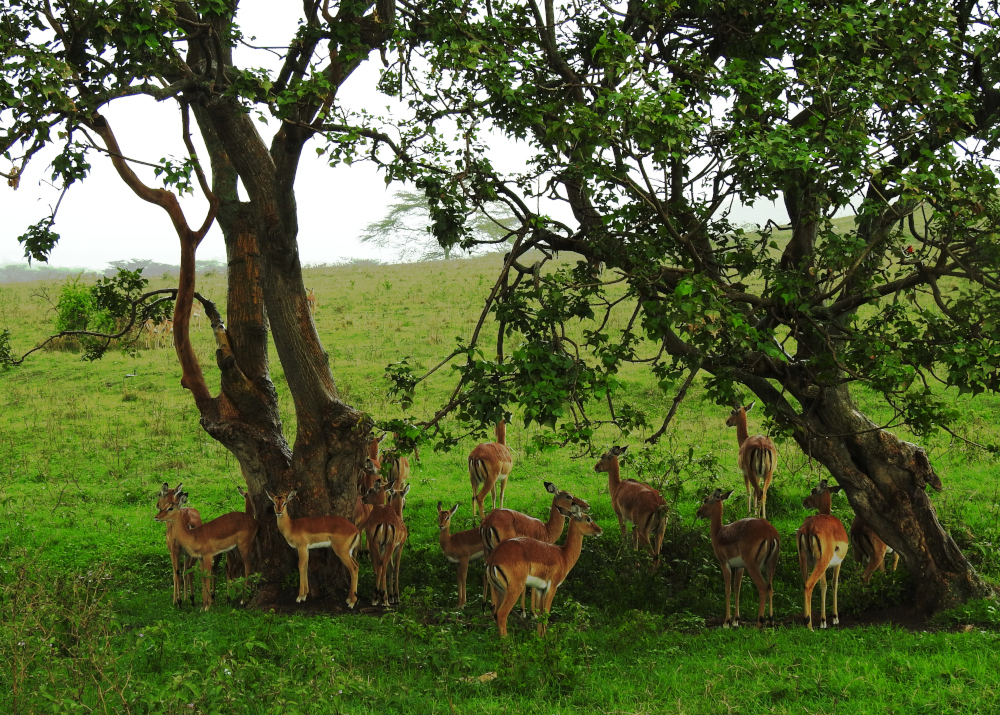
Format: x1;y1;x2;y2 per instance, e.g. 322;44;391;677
156;482;184;512
265;489;297;518
726;401;754;427
802;479;841;513
155;491;189;523
558;503;603;537
358;458;381;492
360;479;387;505
696;488;735;520
387;481;411;509
544;481;590;512
437;501;460;530
594;445;628;473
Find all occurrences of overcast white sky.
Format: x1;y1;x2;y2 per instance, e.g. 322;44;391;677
1;1;787;272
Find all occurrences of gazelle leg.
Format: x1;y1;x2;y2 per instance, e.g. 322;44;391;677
296;548;310;602
721;563;733;628
742;561;770;629
332;541;359;610
456;557;469;609
495;581;521;638
732;567;744;627
818;569;829;629
200;556;213;611
538;587;558;637
497;475;508;510
831;563;841;626
392;543;404;605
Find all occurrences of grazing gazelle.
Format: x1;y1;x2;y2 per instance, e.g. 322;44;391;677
726;402;778;519
265;489;361;608
469;421;514;520
437;502;485;609
697;488;780;629
364;482;411;606
486;504;602;637
479;481;590;613
154;493;258;610
797;479;849;630
850;513;900;582
593;446;669;563
155;482;202;606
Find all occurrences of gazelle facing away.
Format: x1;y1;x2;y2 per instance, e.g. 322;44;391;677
469;421;514;520
594;446;669;563
437;502;485;609
850;513;900;582
364;482;411;606
726;402;778;519
265;490;361;608
156;482;202;606
697;488;779;629
154;494;258;610
486;504;602;637
797;479;849;630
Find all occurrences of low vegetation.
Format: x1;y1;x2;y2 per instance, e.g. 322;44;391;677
2;256;1000;713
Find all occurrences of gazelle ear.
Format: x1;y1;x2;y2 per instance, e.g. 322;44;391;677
286;489;297;501
400;484;411;497
177;492;189;507
619;445;628;455
829;485;843;495
264;490;276;503
555;505;572;517
745;401;755;412
721;489;735;501
544;481;557;494
173;482;183;493
437;500;443;512
570;504;582;517
450;503;460;516
160;482;170;496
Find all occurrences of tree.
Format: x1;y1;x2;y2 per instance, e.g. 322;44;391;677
359;188;518;260
2;0;398;604
383;0;1000;610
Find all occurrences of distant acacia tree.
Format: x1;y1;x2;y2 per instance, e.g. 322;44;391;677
382;0;1000;610
360;189;518;260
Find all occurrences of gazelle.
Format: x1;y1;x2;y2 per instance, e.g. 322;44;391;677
385;433;411;488
142;318;158;350
697;488;780;629
593;446;669;562
367;434;385;469
726;402;778;519
354;473;384;535
797;479;849;630
850;513;900;582
191;304;203;331
157;316;174;349
265;490;361;608
306;288;318;316
154;494;258;610
226;486;256;583
469;421;514;520
485;504;602;637
156;482;202;606
364;482;411;606
437;502;485;609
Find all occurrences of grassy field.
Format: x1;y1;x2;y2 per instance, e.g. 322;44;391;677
2;254;1000;714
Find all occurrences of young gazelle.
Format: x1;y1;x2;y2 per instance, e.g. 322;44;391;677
486;504;602;637
154;494;258;610
265;490;361;608
593;446;669;562
469;421;514;520
364;482;411;606
479;482;590;612
156;482;202;606
726;402;778;519
697;489;780;629
850;514;900;582
797;479;849;630
437;502;485;609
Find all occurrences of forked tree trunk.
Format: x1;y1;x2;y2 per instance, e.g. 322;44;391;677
783;384;989;612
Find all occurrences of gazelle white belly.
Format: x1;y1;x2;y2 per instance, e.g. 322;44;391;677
446;554;460;563
308;540;332;549
828;552;845;567
525;575;551;591
727;556;745;569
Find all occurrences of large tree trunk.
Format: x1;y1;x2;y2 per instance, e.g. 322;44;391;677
779;382;990;611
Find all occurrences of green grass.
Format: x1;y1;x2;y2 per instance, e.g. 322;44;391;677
2;254;1000;713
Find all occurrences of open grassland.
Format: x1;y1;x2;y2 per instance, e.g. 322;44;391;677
2;254;1000;714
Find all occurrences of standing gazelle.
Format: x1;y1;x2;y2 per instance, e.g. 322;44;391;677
726;402;778;519
850;513;900;582
469;421;514;520
265;490;361;609
155;482;202;606
364;482;411;606
797;479;849;630
697;489;780;629
594;446;669;563
437;502;485;609
486;504;602;637
154;494;258;610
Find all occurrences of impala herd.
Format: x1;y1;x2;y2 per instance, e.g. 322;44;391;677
153;403;900;636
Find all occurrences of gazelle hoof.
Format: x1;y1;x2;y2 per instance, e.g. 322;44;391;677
723;618;732;629
296;594;307;603
832;615;839;625
820;618;828;629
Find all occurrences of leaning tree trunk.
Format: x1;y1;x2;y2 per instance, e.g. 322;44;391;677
785;383;990;612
